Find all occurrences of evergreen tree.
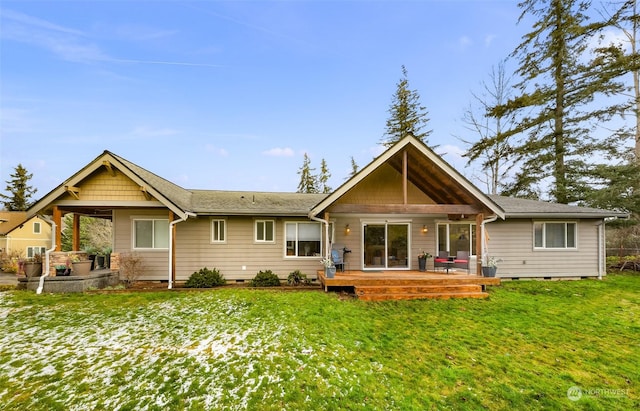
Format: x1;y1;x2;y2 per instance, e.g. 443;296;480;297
382;65;432;147
1;164;37;211
296;153;318;193
348;156;359;179
318;158;332;193
490;0;626;203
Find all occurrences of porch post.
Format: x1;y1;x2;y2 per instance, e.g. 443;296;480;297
72;213;80;251
476;213;484;276
324;211;331;258
53;206;62;251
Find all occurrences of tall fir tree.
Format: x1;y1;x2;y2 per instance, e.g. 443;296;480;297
381;65;432;148
318;158;332;193
296;153;318;193
348;156;359;179
1;164;37;211
490;0;626;203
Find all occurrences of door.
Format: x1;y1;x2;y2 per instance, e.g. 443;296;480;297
363;223;409;270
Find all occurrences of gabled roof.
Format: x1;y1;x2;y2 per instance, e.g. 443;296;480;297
27;150;193;219
309;135;505;218
0;211;28;235
489;195;628;219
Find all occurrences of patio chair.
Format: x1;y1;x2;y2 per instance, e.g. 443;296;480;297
331;249;344;272
434;251;449;271
454;251;470;273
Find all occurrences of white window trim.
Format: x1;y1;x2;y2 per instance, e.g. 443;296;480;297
284;221;322;258
533;221;578;250
255;219;275;243
132;218;170;250
436;221;477;256
33;221;41;234
26;246;46;258
210;218;227;244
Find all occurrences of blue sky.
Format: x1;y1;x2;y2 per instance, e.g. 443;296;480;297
1;0;526;198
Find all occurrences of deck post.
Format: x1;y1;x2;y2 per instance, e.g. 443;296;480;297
476;213;484;276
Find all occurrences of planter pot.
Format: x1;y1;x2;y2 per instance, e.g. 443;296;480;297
96;255;106;269
55;268;70;276
24;262;43;278
72;260;92;276
418;257;427;272
325;266;336;279
482;266;497;277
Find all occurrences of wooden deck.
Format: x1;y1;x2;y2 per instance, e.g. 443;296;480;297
318;270;501;301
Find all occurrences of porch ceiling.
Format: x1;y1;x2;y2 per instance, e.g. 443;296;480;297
386;145;479;205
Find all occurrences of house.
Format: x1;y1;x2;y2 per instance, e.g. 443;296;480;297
0;211;52;259
25;136;626;286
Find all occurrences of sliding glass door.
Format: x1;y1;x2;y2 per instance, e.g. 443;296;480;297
363;223;409;270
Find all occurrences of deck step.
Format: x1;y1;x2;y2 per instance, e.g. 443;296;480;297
356;291;489;301
355;284;488;301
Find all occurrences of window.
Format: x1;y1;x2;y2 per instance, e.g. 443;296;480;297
534;222;576;249
27;246;46;258
211;219;226;243
133;219;169;249
285;222;321;257
255;220;275;242
33;222;41;234
437;223;476;255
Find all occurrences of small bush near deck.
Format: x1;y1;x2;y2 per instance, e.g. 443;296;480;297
250;270;281;287
119;252;146;288
185;267;226;288
287;270;311;286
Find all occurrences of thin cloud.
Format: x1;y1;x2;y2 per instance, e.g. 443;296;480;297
262;147;295;157
458;36;472;49
484;34;496;48
205;144;229;156
130;126;180;138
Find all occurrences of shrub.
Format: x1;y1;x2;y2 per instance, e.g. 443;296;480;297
0;250;21;273
287;270;311;286
185;267;226;288
250;270;281;287
119;252;146;288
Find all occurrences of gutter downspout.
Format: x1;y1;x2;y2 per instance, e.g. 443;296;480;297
309;213;330;260
37;216;57;295
481;214;499;267
168;212;196;289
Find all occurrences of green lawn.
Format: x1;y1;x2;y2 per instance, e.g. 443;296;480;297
0;274;638;410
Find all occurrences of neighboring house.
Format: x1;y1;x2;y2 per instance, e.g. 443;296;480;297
0;211;52;258
25;136;626;284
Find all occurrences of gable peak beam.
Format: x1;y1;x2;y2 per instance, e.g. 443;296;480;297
102;160;116;176
65;186;80;200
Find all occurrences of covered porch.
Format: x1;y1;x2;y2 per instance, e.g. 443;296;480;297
318;269;500;301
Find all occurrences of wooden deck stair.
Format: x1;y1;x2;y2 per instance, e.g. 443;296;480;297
318;270;500;301
355;284;487;301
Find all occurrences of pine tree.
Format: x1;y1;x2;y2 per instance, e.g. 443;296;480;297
381;65;432;148
348;156;359;179
296;153;318;193
490;0;626;203
318;158;332;193
1;164;37;211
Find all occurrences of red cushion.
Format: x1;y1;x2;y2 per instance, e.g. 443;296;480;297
434;258;448;262
454;259;468;263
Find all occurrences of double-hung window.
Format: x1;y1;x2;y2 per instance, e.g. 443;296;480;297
255;220;275;242
133;219;169;249
285;222;321;257
534;222;576;249
211;219;226;243
27;246;46;258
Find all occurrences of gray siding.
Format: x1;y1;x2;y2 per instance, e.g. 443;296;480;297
486;219;602;278
174;217;325;281
113;209;172;281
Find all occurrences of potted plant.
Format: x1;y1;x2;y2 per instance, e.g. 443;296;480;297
68;253;92;276
55;264;70;276
23;254;43;277
417;250;432;272
320;256;336;278
482;256;501;277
